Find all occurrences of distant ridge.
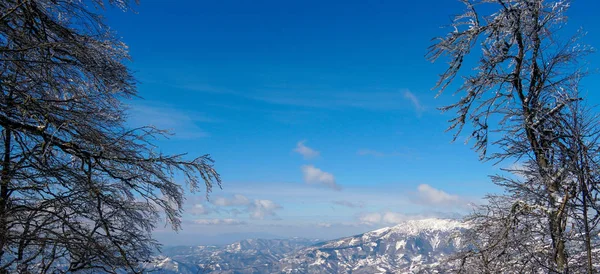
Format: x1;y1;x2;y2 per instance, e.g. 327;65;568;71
145;219;467;273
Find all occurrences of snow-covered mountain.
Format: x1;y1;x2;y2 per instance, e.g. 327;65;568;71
146;219;467;273
274;219;466;273
144;238;321;273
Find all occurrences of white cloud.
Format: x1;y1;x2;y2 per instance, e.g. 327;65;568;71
248;199;283;219
332;200;364;208
314;222;363;228
211;194;282;220
414;184;464;207
381;212;408;224
358;211;450;226
188;204;210;215
301;165;341;190
316;222;333;228
212;194;251;207
194;219;247;226
404;91;424;113
294;140;320;159
358;212;412;225
358;212;383;225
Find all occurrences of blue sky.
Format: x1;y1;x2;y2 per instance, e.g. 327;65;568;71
104;0;600;245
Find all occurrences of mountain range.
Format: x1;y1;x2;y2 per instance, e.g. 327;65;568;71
144;219;467;273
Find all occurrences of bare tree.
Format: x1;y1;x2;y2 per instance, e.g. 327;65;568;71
555;100;600;273
446;101;600;274
427;0;596;272
0;0;221;273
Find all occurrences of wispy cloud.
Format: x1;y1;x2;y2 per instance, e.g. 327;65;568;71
294;140;320;159
181;83;417;111
314;222;363;228
357;211;460;226
211;194;283;220
188;204;210;215
194;219;247;226
356;148;418;158
358;212;386;225
213;194;250;207
316;222;333;228
301;165;341;190
357;149;386;157
358;212;416;225
332;200;365;208
127;102;214;139
252;90;416;111
403;91;425;114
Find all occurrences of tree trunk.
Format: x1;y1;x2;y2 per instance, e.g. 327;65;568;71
0;126;11;274
549;209;567;273
0;89;13;273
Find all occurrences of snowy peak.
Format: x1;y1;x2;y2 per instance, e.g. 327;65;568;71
322;218;466;249
385;218;467;235
276;218;467;273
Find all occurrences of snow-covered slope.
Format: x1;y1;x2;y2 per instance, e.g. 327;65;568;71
274;219;466;273
146;219;467;273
